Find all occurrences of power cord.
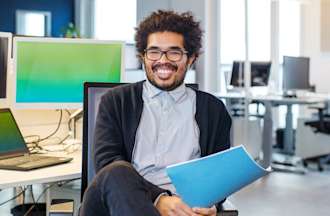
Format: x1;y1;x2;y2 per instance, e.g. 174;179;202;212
0;187;28;207
23;178;79;216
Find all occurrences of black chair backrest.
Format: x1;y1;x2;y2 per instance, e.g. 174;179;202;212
81;82;198;199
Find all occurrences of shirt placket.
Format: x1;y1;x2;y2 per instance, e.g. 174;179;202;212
155;93;171;167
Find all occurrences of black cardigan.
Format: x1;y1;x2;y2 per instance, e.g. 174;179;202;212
93;81;232;200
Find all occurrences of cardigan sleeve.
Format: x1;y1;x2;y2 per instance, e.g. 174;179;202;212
93;91;126;173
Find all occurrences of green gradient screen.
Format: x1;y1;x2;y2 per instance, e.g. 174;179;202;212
0;111;26;154
16;41;122;103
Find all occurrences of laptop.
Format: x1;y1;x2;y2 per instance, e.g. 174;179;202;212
0;108;73;171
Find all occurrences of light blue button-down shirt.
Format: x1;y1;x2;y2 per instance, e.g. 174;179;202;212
132;80;201;193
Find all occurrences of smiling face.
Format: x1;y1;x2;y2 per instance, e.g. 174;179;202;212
142;31;195;91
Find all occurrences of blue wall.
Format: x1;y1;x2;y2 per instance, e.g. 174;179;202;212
0;0;74;37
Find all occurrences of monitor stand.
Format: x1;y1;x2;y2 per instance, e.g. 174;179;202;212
282;90;297;98
63;109;83;147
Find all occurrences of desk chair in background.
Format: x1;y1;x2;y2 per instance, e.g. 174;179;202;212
81;82;238;216
303;104;330;171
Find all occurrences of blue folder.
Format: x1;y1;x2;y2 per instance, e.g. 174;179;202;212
166;145;270;207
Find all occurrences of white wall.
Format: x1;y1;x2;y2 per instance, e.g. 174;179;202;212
301;0;330;93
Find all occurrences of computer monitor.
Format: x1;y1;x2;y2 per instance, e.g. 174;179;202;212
282;56;310;91
230;61;272;87
13;37;125;109
0;32;12;99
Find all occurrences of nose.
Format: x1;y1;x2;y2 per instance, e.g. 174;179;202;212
159;52;169;63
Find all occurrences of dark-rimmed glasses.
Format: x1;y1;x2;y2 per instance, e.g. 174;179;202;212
144;48;188;62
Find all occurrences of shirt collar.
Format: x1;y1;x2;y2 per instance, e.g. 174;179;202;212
145;80;187;102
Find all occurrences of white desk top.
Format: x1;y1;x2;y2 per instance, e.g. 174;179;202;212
215;92;328;105
0;151;81;189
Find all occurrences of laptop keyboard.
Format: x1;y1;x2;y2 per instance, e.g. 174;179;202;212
0;155;58;166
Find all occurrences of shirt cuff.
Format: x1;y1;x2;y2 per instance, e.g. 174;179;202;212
153;192;170;206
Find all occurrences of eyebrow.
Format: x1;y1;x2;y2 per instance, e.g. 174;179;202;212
147;46;184;50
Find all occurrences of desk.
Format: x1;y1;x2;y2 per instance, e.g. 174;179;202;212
0;151;81;214
216;92;326;169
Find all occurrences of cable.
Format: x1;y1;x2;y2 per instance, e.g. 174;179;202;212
30;185;35;204
23;179;79;216
0;187;27;207
22;186;26;204
22;183;57;216
38;110;63;142
65;109;72;131
23;109;75;154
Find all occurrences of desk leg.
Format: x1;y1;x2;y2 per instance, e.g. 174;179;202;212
283;104;294;155
261;101;273;168
46;184;50;216
271;104;305;174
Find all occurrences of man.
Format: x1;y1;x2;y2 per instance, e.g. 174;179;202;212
80;10;231;216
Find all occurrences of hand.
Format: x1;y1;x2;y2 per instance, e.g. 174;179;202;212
156;195;201;216
192;205;217;216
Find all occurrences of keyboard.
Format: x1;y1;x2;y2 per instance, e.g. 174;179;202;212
0;154;72;171
0;154;70;168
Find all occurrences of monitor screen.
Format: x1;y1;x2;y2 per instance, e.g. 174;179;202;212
13;37;124;109
230;61;272;87
283;56;310;91
0;109;27;157
0;32;12;99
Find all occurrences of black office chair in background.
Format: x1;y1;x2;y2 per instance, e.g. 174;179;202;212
81;82;238;216
303;105;330;171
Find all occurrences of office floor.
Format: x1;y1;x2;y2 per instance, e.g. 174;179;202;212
230;169;330;216
0;170;330;216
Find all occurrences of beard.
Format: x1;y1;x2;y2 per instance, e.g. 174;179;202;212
145;61;189;91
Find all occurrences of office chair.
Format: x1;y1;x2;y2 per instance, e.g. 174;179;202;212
303;105;330;171
81;82;238;216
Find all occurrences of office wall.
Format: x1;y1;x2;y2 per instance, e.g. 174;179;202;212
301;0;330;93
0;0;74;37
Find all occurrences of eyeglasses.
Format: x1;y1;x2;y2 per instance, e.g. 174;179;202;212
144;48;188;62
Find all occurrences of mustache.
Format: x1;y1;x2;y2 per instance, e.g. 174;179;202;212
152;63;178;71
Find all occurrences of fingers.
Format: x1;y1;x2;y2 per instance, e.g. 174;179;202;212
179;202;197;216
156;195;200;216
192;205;217;216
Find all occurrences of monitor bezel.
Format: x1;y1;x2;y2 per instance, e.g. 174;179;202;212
13;37;126;109
0;32;12;101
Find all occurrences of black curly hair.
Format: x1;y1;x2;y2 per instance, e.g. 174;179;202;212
135;10;202;58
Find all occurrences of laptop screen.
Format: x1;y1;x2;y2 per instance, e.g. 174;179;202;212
0;109;28;156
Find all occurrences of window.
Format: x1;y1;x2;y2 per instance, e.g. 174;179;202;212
279;0;301;61
220;0;271;64
93;0;137;43
16;10;51;37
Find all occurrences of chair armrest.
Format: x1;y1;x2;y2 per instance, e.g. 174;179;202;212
217;200;239;216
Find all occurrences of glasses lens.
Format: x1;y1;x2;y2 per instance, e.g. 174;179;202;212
146;50;161;60
166;50;183;61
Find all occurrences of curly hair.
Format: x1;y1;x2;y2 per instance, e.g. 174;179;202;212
135;10;202;58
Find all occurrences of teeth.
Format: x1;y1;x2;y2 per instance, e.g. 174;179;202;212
157;69;173;74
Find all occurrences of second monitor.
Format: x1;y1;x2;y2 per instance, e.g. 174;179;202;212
230;61;272;87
